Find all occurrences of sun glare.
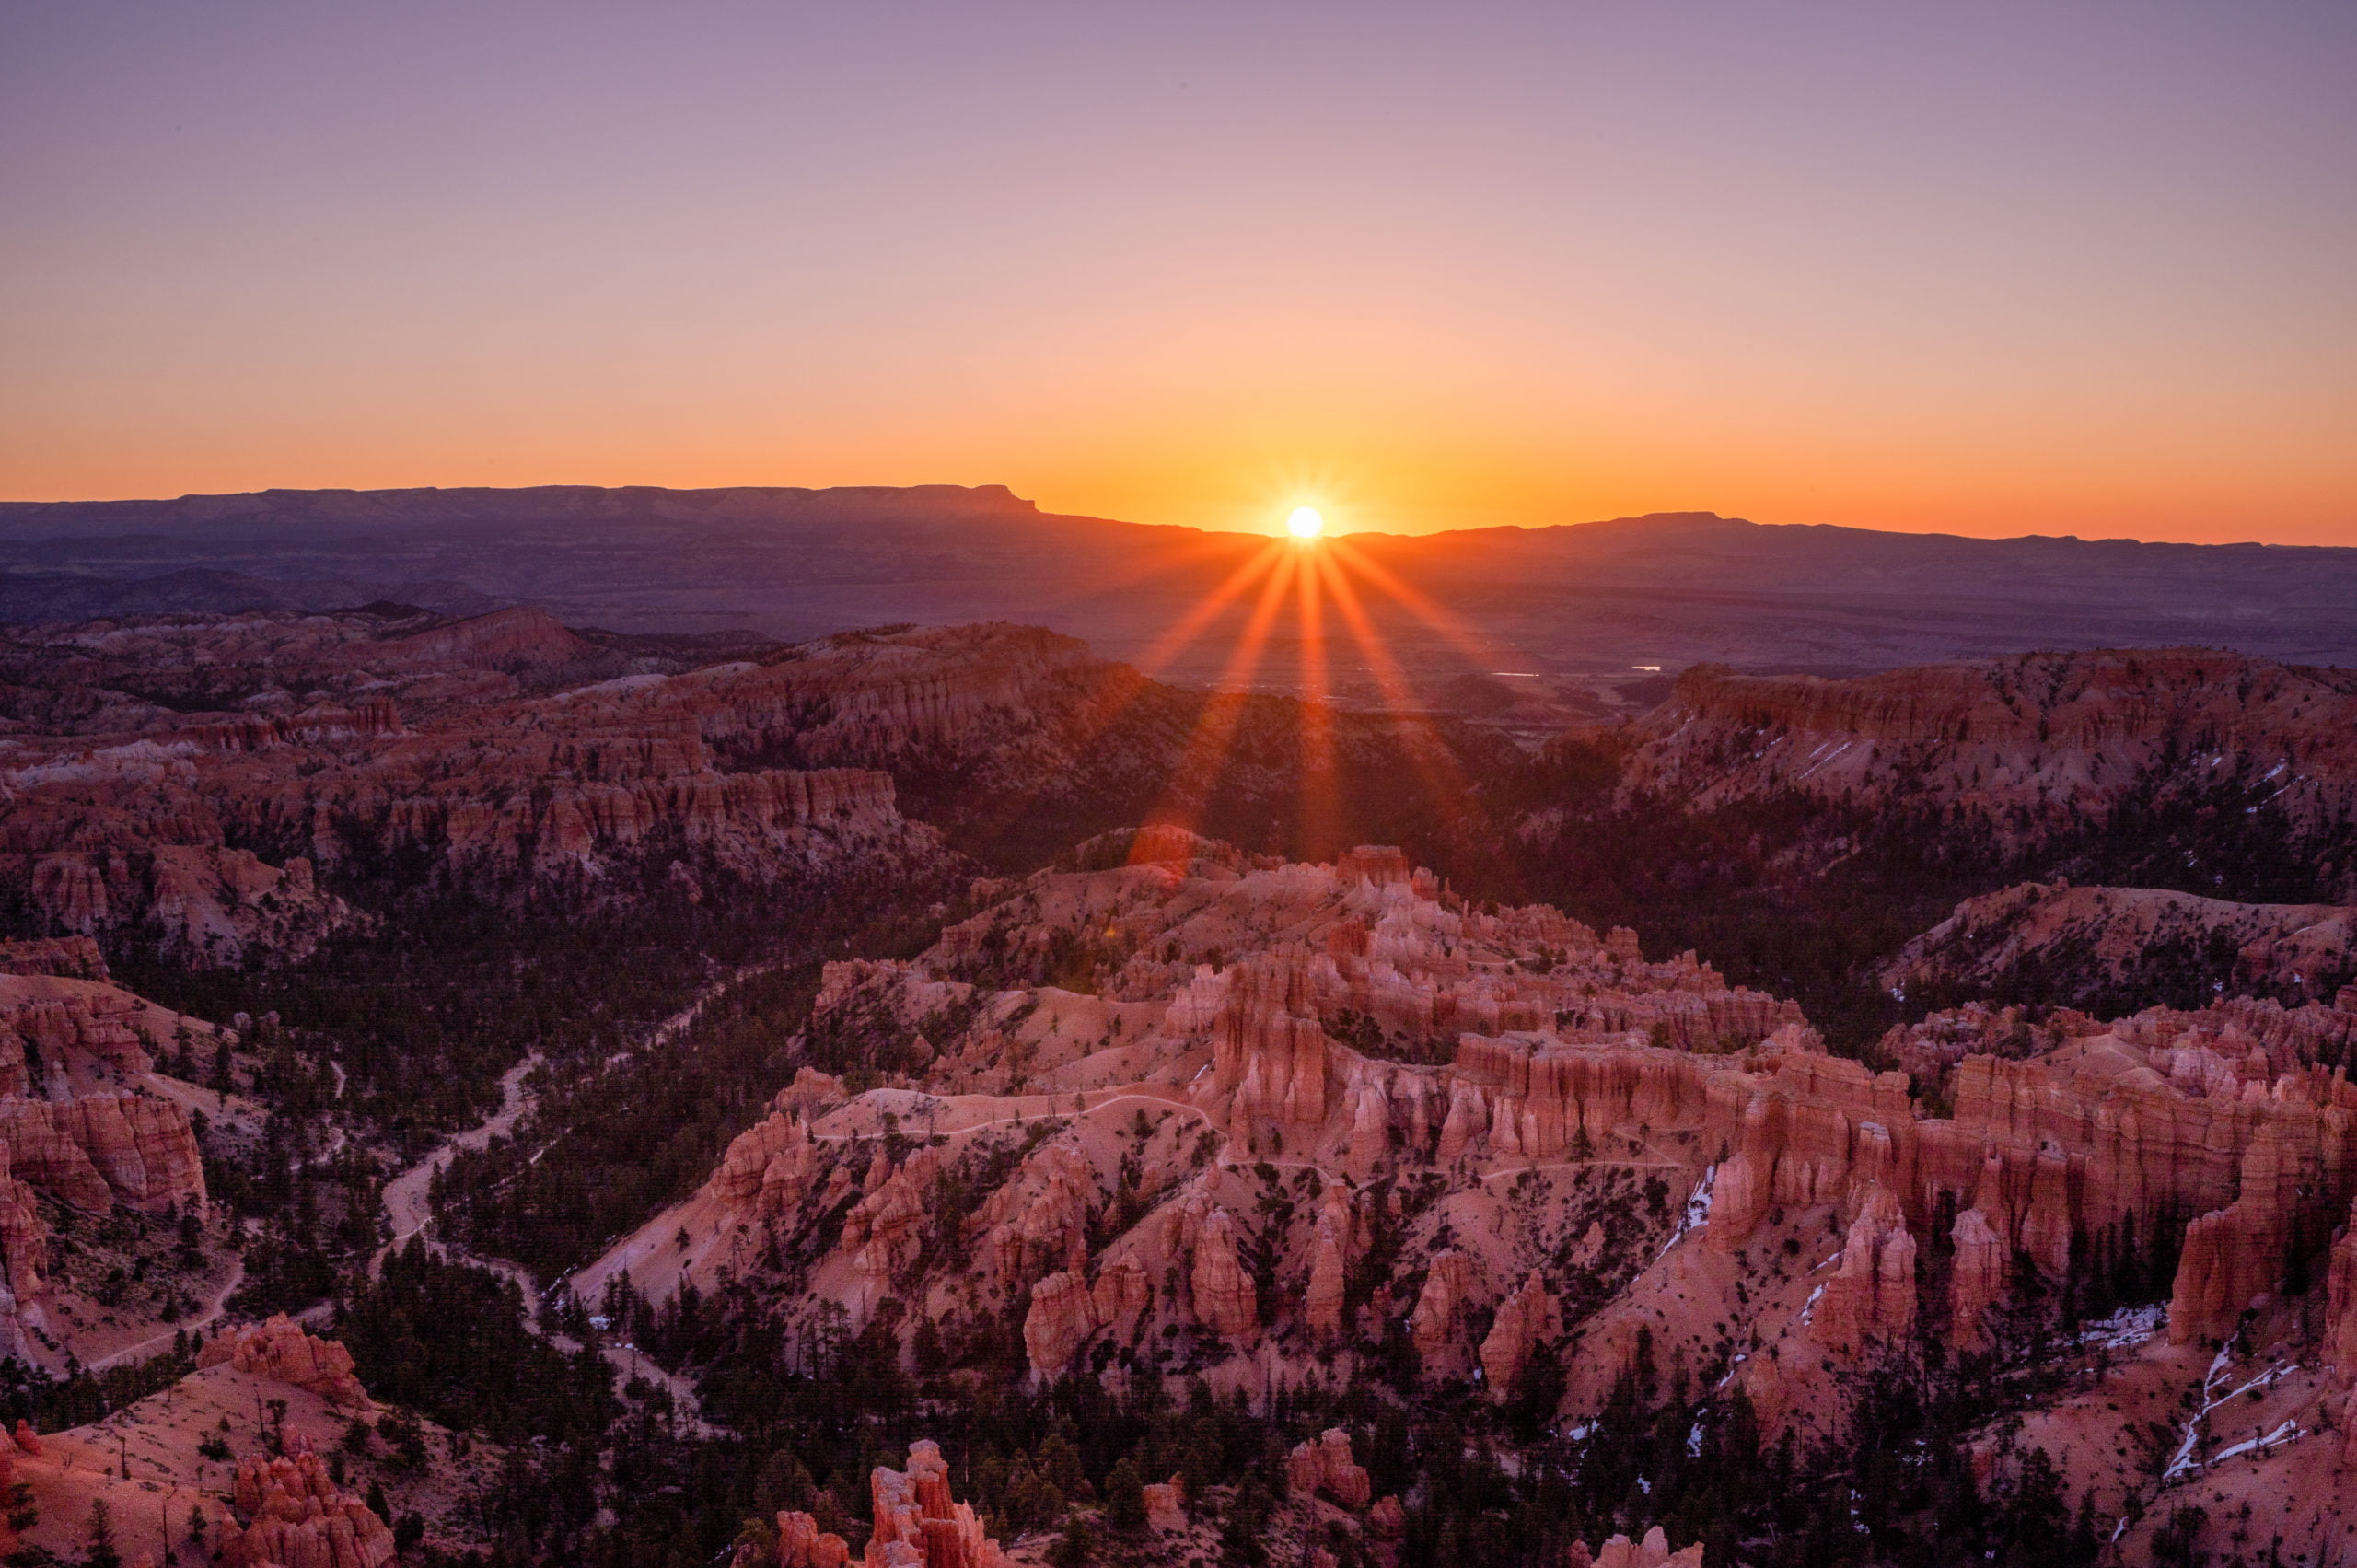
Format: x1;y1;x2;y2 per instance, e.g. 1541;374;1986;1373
1117;491;1494;865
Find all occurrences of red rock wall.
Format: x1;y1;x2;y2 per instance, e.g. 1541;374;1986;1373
0;1091;204;1214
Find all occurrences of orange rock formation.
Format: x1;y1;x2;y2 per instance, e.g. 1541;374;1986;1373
198;1313;375;1409
1;610;1049;962
865;1440;1012;1568
1284;1428;1372;1508
217;1444;399;1568
582;833;2357;1446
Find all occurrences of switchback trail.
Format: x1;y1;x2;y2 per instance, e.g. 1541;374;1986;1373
84;1256;246;1374
370;958;786;1438
373;1051;543;1274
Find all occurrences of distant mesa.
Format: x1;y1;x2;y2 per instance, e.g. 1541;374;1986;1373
4;484;2354;679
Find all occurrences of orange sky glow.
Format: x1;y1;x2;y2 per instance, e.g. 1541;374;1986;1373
3;4;2351;546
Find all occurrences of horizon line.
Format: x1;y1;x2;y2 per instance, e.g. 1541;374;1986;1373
0;481;2338;554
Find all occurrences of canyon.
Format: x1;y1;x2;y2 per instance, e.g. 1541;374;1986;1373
0;605;968;958
6;595;2357;1564
576;826;2357;1561
0;605;1508;958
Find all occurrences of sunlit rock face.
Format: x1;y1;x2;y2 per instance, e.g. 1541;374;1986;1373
1581;1527;1705;1568
574;825;2357;1496
0;1308;411;1566
1284;1428;1371;1508
218;1446;401;1568
1481;1270;1563;1391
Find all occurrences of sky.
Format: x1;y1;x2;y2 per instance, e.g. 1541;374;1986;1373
2;2;2351;543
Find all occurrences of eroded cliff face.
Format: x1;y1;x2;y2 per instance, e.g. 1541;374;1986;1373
540;850;2301;1493
1285;1427;1373;1508
1885;880;2355;1007
219;1445;401;1568
0;610;1144;959
1608;648;2357;858
568;825;2357;1517
576;834;1812;1384
0;972;213;1356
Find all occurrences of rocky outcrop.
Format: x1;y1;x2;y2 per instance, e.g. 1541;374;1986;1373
1023;1272;1099;1376
1411;1249;1480;1373
1092;1260;1150;1345
1190;1205;1260;1344
1579;1527;1705;1568
1306;1230;1348;1342
978;1144;1097;1291
0;610;979;962
0;1092;204;1214
1480;1272;1562;1392
1284;1429;1372;1509
1622;649;2357;846
1886;882;2356;1009
198;1314;374;1409
218;1445;398;1568
2326;1198;2357;1374
0;973;213;1356
1893;992;2357;1090
1213;959;1332;1153
1948;1205;2007;1346
353;763;910;891
601;832;2357;1470
0;936;107;980
866;1440;1012;1568
767;1510;853;1568
0;1147;45;1359
2168;1120;2316;1345
1812;1185;1917;1349
0;971;176;1092
1143;1477;1186;1530
377;605;589;669
711;1110;824;1222
20;845;356;967
841;1147;944;1287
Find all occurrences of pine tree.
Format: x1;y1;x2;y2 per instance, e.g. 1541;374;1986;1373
85;1497;122;1568
1046;1515;1095;1568
1102;1458;1146;1534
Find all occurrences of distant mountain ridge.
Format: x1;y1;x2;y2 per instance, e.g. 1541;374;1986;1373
0;481;1048;537
6;485;2354;683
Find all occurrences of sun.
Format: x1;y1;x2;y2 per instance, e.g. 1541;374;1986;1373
1286;505;1325;540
